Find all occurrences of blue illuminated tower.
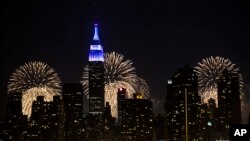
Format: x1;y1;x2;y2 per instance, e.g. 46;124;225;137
88;23;105;114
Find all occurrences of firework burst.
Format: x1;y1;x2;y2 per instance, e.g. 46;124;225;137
8;61;61;117
82;51;149;117
194;56;243;106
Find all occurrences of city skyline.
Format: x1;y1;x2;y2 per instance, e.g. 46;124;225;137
1;0;250;119
1;66;246;140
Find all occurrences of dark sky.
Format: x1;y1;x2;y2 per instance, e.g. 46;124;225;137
1;0;250;118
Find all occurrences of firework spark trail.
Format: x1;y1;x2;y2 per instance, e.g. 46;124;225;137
8;61;61;117
82;51;150;117
194;56;244;106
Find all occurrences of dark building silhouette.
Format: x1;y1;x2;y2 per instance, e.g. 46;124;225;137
63;83;84;140
88;23;105;115
206;98;218;141
53;96;64;140
200;103;209;140
207;98;217;121
121;93;153;141
117;88;126;124
103;102;112;124
154;113;165;141
165;66;201;141
27;96;63;141
200;99;217;141
102;102;115;140
83;113;103;140
3;92;27;140
0;119;5;140
217;69;241;139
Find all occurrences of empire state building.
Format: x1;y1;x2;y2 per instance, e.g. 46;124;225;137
88;23;105;114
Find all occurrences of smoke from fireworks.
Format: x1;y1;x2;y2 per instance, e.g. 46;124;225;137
82;51;150;117
194;56;243;106
8;61;61;117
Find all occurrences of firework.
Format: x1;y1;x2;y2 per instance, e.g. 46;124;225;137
194;56;243;105
82;51;149;117
8;61;61;117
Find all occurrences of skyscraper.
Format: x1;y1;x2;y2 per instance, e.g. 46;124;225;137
207;98;218;141
102;102;115;140
217;69;241;139
117;88;126;124
27;96;63;140
121;93;153;141
88;23;105;114
199;99;218;141
165;66;201;141
63;83;84;140
4;92;27;140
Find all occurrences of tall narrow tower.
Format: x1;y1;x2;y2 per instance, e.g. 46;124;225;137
88;23;105;114
217;69;241;139
165;66;201;141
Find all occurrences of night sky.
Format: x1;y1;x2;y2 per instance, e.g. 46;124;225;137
1;0;250;118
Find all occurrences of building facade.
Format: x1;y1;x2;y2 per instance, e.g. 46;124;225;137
117;88;126;124
3;92;27;140
121;93;153;141
217;69;241;139
88;23;105;115
165;66;201;141
63;83;84;140
27;95;63;140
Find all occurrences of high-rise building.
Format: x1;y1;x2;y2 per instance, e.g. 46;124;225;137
52;96;64;139
165;66;201;141
217;69;241;139
88;23;105;115
199;99;218;141
199;103;209;140
207;98;217;120
164;79;175;140
121;93;153;141
207;98;218;141
0;119;5;140
102;102;115;141
4;92;27;140
27;96;63;140
63;83;84;140
117;88;126;124
103;102;112;128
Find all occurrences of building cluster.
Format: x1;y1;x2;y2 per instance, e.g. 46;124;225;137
0;24;154;141
164;66;242;140
1;85;153;141
0;23;247;141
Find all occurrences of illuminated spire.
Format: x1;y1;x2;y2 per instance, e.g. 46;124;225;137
89;23;104;62
93;23;100;41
